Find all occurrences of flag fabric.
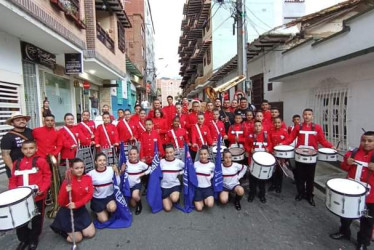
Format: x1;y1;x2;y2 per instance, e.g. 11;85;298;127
213;135;223;199
119;142;131;198
94;173;132;229
175;143;198;213
146;140;163;213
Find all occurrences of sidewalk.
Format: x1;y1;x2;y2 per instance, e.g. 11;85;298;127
314;161;347;193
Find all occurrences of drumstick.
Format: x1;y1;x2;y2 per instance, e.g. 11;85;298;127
336;152;365;166
65;160;77;250
362;128;366;133
336;140;341;150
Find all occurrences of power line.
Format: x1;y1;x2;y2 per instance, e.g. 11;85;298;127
245;5;272;29
212;15;232;34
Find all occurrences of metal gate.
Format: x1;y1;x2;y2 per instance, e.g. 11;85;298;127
23;62;40;129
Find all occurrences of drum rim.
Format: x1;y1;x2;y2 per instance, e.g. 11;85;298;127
295;151;317;157
326;178;367;197
325;204;362;219
252;159;275;167
0;187;33;208
318;150;337;155
274;145;294;152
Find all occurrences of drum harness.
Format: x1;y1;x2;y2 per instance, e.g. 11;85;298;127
253;131;268;152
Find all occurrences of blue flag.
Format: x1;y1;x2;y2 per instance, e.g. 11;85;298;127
213;135;223;198
175;143;198;213
94;173;132;229
146;141;163;213
119;142;131;198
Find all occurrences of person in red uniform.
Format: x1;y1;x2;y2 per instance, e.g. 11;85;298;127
288;114;301;134
269;117;289;193
117;109;137;145
269;107;286;131
139;119;165;165
151;109;168;145
243;110;255;135
77;110;96;147
9;140;51;250
209;109;226;143
162;95;177;128
175;103;188;129
203;101;214;126
282;108;334;206
190;113;213;161
95;112;119;149
58;113;79;164
102;104;115;121
147;99;162;119
166;116;189;152
50;158;95;244
135;109;147;138
227;114;246;147
32;114;60;159
130;104;142;124
245;120;273;203
261;100;272;125
185;101;200;134
181;97;189;115
230;99;238;113
329;131;374;250
254;111;271;132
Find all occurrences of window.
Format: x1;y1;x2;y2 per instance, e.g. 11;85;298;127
314;88;348;151
117;21;125;53
207;46;211;65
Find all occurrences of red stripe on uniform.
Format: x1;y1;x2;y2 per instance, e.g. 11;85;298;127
94;182;112;187
162;170;180;173
196;173;211;177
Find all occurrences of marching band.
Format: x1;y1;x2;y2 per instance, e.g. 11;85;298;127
1;96;374;250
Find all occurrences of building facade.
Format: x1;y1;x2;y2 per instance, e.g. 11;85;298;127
156;78;182;105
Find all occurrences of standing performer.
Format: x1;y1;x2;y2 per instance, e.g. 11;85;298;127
135;109;147;138
87;153;118;222
50;158;95;244
117;109;137;145
57;113;79;168
139;119;165;165
269;107;287;131
1;112;33;178
186;101;200;133
77;110;96;147
9;140;51;250
160;145;184;212
214;98;222;111
209;109;227;143
203;101;214;126
32;114;59;159
245;120;273;203
230;99;238;113
243;110;255;135
329;131;374;250
95;112;119;149
235;97;254;121
112;109;125;127
220;99;235;135
269;117;289;193
282;108;334;206
219;150;247;210
261;100;271;124
152;109;168;145
147;99;162;119
175;103;188;129
181;97;189;114
130;104;142;124
166;117;189;152
194;146;215;211
162;96;177;128
124;147;150;215
227;114;245;147
190;113;213;161
254;111;271;132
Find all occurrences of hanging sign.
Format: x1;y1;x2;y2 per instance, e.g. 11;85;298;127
65;53;83;74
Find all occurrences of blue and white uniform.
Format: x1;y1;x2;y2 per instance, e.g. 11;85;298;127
160;158;184;199
88;166;115;212
222;163;247;191
126;160;150;191
193;161;215;201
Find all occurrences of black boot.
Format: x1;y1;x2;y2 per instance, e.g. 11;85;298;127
268;184;276;192
234;195;242;210
135;200;142;215
16;242;28;250
247;193;255;202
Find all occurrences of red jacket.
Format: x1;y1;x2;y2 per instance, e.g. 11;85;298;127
203;111;214;126
152;117;168;144
243;121;254;135
117;119;137;143
341;147;374;203
282;122;333;150
186;111;198;132
245;130;273;154
58;174;93;209
263;110;271;124
270;128;289;147
58;125;79;160
77;121;96;146
135;120;146;139
191;124;213;151
227;123;246;146
178;113;188;129
182;104;189;114
9;156;51;201
130;114;140;124
269;121;287;132
166;127;189;149
208;120;226;142
139;130;165;164
95;123;119;148
162;105;177;127
32;126;59;158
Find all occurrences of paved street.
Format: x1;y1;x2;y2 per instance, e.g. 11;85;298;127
0;178;359;250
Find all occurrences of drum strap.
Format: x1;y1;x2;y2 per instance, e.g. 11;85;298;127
102;124;112;147
170;129;180;152
195;124;205;145
15;156;40;171
64;126;78;145
80;122;93;136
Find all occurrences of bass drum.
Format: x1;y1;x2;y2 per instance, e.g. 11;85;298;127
250;152;276;180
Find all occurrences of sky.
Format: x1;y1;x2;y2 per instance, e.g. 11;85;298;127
149;0;345;79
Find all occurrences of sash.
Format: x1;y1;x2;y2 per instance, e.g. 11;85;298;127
354;160;368;182
138;121;146;132
195;124;205;145
170;129;180;151
123;119;133;137
63;126;78;144
80;122;93;136
102;125;112;146
212;121;220;135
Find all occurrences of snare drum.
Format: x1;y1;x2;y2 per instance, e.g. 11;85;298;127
250;152;276;180
212;145;227;158
229;147;245;162
318;148;338;162
274;145;294;159
325;178;367;218
0;187;37;230
295;148;317;164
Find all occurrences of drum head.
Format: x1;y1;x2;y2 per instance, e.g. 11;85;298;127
229;147;244;156
327;178;366;196
0;187;32;206
252;152;276;166
318;148;337;154
295;148;317;155
274;145;294;151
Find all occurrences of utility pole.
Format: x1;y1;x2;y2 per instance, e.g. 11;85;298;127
236;0;248;96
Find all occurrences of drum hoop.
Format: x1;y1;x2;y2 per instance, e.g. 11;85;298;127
275;149;294;153
252;159;275;167
0;187;33;208
295;151;317;157
318;150;337;155
326;179;367;197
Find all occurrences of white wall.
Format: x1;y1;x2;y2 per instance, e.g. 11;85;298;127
0;32;22;85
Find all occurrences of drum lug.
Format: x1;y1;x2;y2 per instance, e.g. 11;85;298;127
8;206;15;228
341;195;345;215
328;191;332;208
358;197;362;217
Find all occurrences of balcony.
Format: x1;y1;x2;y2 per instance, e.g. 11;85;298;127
96;22;114;53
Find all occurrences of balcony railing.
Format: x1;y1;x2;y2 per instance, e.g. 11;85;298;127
97;23;115;53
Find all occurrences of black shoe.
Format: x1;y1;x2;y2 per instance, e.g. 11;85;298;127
329;232;350;240
356;244;367;250
259;196;267;203
234;200;241;210
135;201;142;215
275;186;282;193
16;242;28;250
247;195;255;202
295;194;303;201
28;241;38;250
307;197;316;207
268;185;276;192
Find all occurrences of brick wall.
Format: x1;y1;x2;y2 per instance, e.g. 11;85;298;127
126;14;145;76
